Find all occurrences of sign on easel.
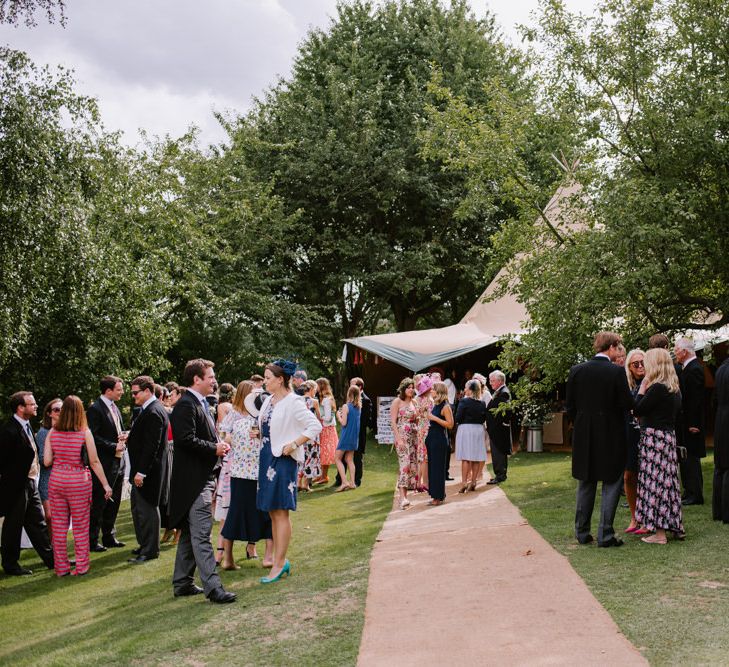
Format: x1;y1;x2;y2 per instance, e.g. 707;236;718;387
375;396;396;445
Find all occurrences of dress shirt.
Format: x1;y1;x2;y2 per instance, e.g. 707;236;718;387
14;414;39;479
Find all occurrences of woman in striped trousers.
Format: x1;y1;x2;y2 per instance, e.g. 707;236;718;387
44;396;112;577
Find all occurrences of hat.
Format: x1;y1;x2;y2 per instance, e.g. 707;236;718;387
244;388;265;418
416;375;434;396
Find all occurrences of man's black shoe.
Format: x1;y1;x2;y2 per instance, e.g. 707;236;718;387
174;584;204;598
103;539;126;548
682;498;704;506
577;535;594;545
598;537;624;548
128;554;158;564
131;548;142;556
207;587;236;604
90;544;108;553
487;478;500;485
4;566;33;576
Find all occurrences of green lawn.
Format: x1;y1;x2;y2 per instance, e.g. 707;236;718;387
0;440;395;666
502;452;729;666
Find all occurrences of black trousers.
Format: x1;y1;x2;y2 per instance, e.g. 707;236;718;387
491;446;508;481
1;478;53;571
89;459;123;546
712;467;729;523
679;455;704;503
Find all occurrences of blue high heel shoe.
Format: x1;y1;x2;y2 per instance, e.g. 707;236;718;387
260;560;291;584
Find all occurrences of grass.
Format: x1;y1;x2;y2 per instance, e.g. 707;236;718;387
502;451;729;666
0;439;396;666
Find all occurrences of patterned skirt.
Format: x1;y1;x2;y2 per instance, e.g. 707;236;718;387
299;439;322;480
319;425;338;465
635;427;684;533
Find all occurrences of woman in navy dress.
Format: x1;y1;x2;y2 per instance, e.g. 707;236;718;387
426;382;454;505
257;360;322;583
334;385;362;492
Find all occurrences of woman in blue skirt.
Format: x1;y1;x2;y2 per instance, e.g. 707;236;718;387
257;360;322;584
334;385;362;492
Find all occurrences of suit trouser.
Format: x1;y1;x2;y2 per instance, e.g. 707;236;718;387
679;455;704;503
172;480;222;596
712;467;729;523
89;459;123;545
575;476;623;544
1;479;54;571
491;446;508;481
130;486;160;557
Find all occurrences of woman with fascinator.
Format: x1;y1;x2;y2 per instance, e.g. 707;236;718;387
256;360;322;583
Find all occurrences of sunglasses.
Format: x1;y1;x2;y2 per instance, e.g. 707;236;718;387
630;360;644;368
131;390;142;396
50;407;61;413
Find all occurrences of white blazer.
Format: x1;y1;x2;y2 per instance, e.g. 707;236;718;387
259;392;322;463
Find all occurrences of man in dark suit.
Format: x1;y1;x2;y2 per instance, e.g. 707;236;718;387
713;357;729;523
0;391;54;575
674;337;706;505
486;371;512;485
169;359;235;604
126;375;169;564
567;331;633;548
87;375;127;551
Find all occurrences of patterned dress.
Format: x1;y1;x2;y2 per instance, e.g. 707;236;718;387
257;402;298;512
48;430;92;576
300;396;322;480
318;396;338;466
214;408;244;522
414;396;433;463
395;401;419;490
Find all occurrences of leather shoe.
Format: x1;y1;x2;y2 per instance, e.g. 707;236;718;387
174;584;204;598
577;535;594;545
682;498;703;506
103;539;125;548
4;566;33;576
131;548;141;556
207;587;236;604
598;537;624;548
486;478;500;485
128;554;158;564
90;544;107;553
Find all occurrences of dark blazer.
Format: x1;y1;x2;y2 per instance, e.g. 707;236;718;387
168;391;219;528
714;359;729;469
486;386;512;455
0;418;36;517
566;355;633;482
126;399;169;505
455;397;488;425
359;391;372;451
87;398;124;476
679;358;706;458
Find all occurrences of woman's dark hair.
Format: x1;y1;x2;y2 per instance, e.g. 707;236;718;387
56;395;88;432
42;398;62;429
164;381;180;394
219;382;235;403
266;362;292;388
397;378;414;400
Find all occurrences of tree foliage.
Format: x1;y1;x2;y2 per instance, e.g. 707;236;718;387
0;0;64;26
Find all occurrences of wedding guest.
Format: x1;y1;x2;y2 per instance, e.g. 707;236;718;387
471;373;492;481
390;378;418;509
160;382;182;545
713;356;729;524
485;371;512;485
299;381;321;492
426;382;454;505
414;375;434;492
293;370;308;396
634;348;684;544
257;360;321;583
455;380;488;493
314;378;337;485
613;344;627;367
339;377;371;487
250;374;265;389
216;383;235;429
36;398;62;539
46;395;112;576
335;385;362;492
221;381;273;568
624;349;645;533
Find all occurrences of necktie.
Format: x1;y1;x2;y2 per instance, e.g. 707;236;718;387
25;423;40;479
109;404;122;434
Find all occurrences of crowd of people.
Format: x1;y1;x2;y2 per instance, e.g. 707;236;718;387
0;359;372;604
569;331;727;548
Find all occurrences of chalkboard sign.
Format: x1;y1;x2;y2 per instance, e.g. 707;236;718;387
375;396;396;444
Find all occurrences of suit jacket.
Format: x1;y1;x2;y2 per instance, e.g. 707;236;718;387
359;391;372;451
168;391;220;528
0;418;37;517
679;358;706;458
486;386;512;455
714;359;729;469
126;399;169;505
566;355;633;482
87;398;125;477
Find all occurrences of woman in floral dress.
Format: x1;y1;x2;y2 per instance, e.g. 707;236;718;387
298;381;322;491
634;348;684;544
390;378;419;509
314;378;337;485
414;375;434;492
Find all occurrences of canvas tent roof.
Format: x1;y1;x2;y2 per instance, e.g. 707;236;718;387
343;182;583;372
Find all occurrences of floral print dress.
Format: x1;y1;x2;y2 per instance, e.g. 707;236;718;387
395;401;419;490
414;396;433;463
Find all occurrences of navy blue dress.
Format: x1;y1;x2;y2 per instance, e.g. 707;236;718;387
337;403;361;451
257;403;298;512
426;401;449;501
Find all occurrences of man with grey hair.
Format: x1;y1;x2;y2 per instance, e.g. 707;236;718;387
486;371;512;484
674;337;706;505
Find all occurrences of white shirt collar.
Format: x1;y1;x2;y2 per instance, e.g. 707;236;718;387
100;395;116;411
13;414;30;429
596;353;610;360
142;396;157;411
683;354;697;369
187;388;207;407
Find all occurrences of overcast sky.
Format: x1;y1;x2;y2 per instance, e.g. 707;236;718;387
0;0;595;146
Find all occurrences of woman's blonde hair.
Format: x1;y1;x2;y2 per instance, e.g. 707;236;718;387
624;348;645;391
56;395;88;432
643;348;680;393
231;380;254;414
432;381;448;405
346;385;362;409
316;377;336;410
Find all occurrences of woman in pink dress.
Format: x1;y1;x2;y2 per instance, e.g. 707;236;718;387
390;378;419;509
413;375;434;492
44;395;112;577
314;378;338;485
